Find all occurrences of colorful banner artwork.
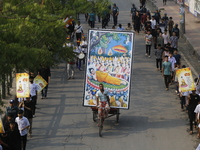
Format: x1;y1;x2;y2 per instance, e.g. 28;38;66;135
0;118;5;133
83;30;135;109
33;75;48;92
176;68;196;92
16;73;30;98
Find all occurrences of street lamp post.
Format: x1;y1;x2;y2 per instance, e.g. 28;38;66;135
180;0;185;34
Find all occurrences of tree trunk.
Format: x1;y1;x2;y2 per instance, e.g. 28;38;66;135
1;74;6;99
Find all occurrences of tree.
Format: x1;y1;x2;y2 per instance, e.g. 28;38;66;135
0;0;111;101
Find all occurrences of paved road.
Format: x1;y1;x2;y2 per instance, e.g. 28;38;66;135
26;0;199;149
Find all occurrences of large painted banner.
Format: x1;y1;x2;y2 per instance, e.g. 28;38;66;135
33;75;48;92
176;68;196;92
83;30;135;109
16;73;30;98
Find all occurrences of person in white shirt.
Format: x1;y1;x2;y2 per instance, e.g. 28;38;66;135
15;110;30;150
150;16;157;30
74;21;83;42
194;102;200;138
168;53;176;83
162;29;169;46
180;91;190;110
144;30;153;57
29;77;38;117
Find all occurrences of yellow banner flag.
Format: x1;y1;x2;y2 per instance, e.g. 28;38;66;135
176;68;196;92
16;73;30;98
0;118;5;133
33;75;48;92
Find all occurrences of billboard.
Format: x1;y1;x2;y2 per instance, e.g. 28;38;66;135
83;29;135;109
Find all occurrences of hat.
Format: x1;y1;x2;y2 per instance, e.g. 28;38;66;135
10;100;14;104
18;110;24;114
175;24;178;26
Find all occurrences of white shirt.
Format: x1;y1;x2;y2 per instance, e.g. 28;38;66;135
162;33;169;44
150;19;156;29
30;83;38;97
168;56;176;71
15;116;30;136
144;34;153;45
80;41;88;53
96;90;109;102
75;25;83;33
194;104;200;113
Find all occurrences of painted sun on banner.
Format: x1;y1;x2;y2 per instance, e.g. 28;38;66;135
83;30;135;109
16;73;30;98
176;68;196;92
33;75;48;92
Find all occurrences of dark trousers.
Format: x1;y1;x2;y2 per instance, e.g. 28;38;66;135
188;110;197;131
180;96;186;109
76;33;82;41
163;0;167;4
102;18;107;28
164;75;171;88
21;134;27;150
76;58;82;70
113;15;118;26
90;21;95;28
41;85;48;98
146;45;151;55
31;95;37;115
156;59;162;70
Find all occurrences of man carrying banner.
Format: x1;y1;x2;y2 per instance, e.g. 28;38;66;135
38;65;51;99
29;77;38;117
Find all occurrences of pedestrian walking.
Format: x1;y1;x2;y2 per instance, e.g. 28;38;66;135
194;101;200;138
144;30;153;57
6;100;19;119
173;49;181;66
130;4;137;24
88;12;96;28
74;21;83;41
15;110;30;150
162;55;172;90
67;57;76;80
23;97;34;137
111;3;119;26
168;52;176;83
154;9;161;24
168;17;174;36
172;24;180;38
169;32;178;49
7;121;21;150
155;44;163;71
187;90;200;134
133;11;141;34
38;65;51;99
162;29;169;47
157;33;164;48
29;77;38;117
